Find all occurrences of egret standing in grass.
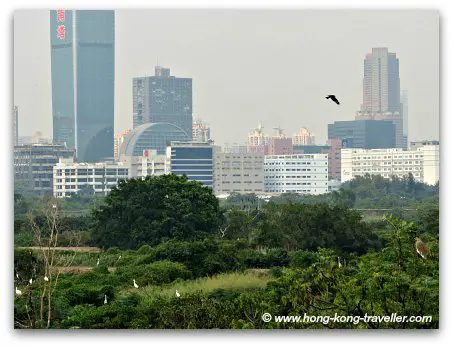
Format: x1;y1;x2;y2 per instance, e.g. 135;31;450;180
15;287;22;296
337;257;342;268
29;278;33;285
16;273;19;280
133;279;139;289
176;290;180;298
44;275;49;282
97;257;100;266
104;295;108;304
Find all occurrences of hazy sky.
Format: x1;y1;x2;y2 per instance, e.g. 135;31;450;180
13;9;439;146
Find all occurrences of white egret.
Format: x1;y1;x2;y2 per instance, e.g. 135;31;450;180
16;273;19;280
118;255;122;260
44;276;49;282
29;278;33;285
96;257;100;266
15;287;22;296
337;257;342;268
104;295;108;304
175;290;180;298
133;279;139;289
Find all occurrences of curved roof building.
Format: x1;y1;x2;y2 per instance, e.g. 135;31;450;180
119;122;191;156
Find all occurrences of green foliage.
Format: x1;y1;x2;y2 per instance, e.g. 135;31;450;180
255;203;380;253
91;174;222;249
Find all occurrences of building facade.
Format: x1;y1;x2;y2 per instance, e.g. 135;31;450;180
247;124;270;147
119;150;170;178
14;143;75;195
292;127;316;146
214;151;264;195
168;142;214;188
50;10;115;162
340;145;439;185
114;129;131;160
361;47;401;114
401;90;409;147
119;122;191;157
192;120;211;143
264;154;329;195
53;157;129;198
13;106;18;146
328;120;396;149
133;66;192;137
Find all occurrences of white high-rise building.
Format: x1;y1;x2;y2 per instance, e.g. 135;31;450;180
264;154;329;195
292;127;316;145
192;120;211;143
340;144;439;185
214;150;264;195
248;124;270;146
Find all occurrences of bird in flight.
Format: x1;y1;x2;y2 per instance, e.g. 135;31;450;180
326;95;340;105
415;237;429;259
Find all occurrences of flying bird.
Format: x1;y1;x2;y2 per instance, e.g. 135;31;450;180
176;290;181;298
104;295;108;304
15;287;22;296
133;279;139;289
44;276;49;282
415;237;429;259
326;95;340;105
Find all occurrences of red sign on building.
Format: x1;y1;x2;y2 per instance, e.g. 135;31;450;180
57;25;66;40
57;9;65;22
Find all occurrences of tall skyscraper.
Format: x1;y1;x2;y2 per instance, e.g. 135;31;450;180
13;106;18;146
361;47;401;113
133;66;193;137
357;47;404;148
401;90;409;146
50;10;115;162
292;127;316;146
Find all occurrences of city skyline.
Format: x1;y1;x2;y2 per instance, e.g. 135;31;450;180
14;9;439;146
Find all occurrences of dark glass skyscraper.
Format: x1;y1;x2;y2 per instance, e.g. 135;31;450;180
328;120;396;149
50;10;115;162
133;66;192;137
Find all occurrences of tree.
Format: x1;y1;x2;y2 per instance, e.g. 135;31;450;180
91;174;222;249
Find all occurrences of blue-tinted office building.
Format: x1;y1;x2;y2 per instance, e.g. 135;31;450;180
133;66;192;137
119;123;191;157
168;142;214;188
50;10;115;162
328;120;396;149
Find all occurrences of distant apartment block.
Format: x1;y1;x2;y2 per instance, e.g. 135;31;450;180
14;143;75;195
248;124;270;147
168;142;214;188
53;157;129;198
292;127;315;146
192;120;211;143
214;151;264;195
341;144;439;185
264;153;329;195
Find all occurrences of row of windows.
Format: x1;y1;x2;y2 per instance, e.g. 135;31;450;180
352;167;421;172
56;169;129;175
352;154;423;160
353;161;420;166
219;181;263;184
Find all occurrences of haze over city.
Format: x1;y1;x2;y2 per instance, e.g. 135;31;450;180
14;9;439;146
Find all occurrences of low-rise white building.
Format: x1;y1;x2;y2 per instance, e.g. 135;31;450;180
53;158;130;198
264;154;329;195
341;144;439;185
214;151;264;194
119;150;170;178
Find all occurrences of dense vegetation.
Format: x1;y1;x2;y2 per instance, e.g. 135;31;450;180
13;173;439;329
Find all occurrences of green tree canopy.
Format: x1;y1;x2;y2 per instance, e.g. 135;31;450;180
91;174;222;249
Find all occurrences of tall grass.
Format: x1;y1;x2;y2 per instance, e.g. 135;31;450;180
134;270;273;299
